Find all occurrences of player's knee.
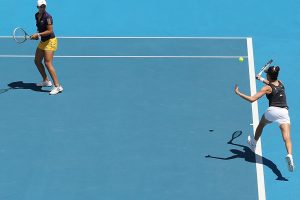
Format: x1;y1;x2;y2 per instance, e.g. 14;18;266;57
34;58;42;65
283;134;290;143
44;60;52;67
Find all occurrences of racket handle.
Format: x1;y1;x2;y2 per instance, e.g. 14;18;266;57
258;71;263;76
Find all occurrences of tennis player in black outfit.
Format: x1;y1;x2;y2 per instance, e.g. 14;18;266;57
235;66;294;172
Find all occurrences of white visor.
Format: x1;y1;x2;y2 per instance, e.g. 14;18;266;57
37;0;47;6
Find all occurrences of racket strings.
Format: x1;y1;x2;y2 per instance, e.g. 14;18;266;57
13;28;28;43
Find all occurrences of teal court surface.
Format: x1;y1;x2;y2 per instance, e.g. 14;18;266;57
0;37;296;200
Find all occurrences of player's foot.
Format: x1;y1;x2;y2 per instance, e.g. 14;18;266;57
247;135;257;152
49;85;63;95
285;154;295;172
36;80;52;87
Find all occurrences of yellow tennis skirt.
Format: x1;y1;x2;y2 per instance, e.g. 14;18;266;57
38;38;58;51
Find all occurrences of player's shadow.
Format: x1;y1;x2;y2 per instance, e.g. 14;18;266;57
7;81;49;93
205;131;288;181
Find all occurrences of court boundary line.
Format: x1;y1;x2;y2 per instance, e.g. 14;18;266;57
0;36;249;39
0;36;249;58
247;38;266;200
0;55;248;58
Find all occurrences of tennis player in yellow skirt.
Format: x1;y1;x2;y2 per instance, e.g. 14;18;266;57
31;0;63;95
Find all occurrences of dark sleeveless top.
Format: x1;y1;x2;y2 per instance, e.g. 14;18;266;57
266;81;288;109
35;11;55;42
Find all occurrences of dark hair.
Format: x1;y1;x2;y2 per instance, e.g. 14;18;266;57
267;66;280;80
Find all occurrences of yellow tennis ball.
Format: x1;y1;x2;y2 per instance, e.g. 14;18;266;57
239;57;244;62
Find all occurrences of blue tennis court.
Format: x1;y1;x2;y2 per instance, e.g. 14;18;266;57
0;37;260;200
1;0;300;199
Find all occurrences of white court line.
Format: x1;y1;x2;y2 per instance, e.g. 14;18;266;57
0;55;248;58
0;36;248;58
55;36;249;39
0;36;248;39
247;38;266;200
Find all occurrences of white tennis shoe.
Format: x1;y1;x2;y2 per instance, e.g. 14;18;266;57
49;85;63;95
36;80;52;87
247;135;257;152
285;154;295;172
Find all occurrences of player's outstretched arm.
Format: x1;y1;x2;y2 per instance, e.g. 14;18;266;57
234;84;271;103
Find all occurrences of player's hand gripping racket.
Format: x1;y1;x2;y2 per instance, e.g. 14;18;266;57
257;59;273;77
13;27;31;44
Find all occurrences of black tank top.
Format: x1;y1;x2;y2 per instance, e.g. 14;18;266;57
35;11;55;42
266;81;288;108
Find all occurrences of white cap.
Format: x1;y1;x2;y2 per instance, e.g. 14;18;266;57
37;0;47;6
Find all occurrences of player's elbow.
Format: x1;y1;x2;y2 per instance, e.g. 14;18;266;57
249;97;258;103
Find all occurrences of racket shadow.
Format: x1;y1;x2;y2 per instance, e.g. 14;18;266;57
205;131;288;181
7;81;50;93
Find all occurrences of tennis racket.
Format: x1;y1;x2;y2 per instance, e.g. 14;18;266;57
13;27;31;44
257;59;273;76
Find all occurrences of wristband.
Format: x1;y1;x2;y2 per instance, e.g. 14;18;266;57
37;33;41;39
259;77;265;82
